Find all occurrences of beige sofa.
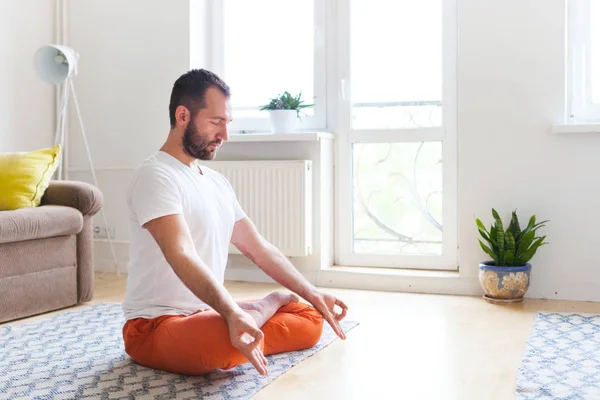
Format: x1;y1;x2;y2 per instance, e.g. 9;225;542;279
0;181;103;323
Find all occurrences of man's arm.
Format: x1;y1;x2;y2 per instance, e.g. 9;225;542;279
231;217;348;339
144;214;269;374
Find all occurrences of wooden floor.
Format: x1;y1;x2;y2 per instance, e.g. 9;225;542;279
7;272;600;400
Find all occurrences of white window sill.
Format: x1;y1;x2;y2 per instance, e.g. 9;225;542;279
552;123;600;134
315;265;479;296
228;131;334;142
327;265;460;279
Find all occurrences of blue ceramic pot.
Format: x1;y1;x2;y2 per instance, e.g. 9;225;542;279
478;261;531;301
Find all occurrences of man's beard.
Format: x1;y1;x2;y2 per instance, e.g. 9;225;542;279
182;122;220;160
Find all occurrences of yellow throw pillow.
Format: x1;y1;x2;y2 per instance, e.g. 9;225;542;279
0;145;61;210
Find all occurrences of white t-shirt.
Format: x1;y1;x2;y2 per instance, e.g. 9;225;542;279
122;151;246;321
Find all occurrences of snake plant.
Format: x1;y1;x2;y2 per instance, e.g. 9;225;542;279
476;209;548;266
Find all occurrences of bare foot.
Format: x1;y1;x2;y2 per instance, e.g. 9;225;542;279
238;291;300;328
265;291;299;308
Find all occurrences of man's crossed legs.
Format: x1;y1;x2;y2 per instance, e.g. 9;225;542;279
122;292;324;375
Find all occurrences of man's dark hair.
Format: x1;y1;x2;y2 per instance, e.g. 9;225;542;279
168;69;231;128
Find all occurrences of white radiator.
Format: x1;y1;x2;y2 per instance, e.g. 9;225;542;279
203;160;313;257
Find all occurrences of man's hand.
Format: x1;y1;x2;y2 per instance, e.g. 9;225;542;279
226;311;269;375
231;219;350;340
307;291;349;340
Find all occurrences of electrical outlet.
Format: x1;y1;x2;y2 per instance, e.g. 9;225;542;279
93;225;115;239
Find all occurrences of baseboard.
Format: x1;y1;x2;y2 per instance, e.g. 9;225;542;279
94;240;129;273
92;240;482;296
225;266;275;283
94;259;128;274
224;266;319;285
93;240;321;282
316;266;482;296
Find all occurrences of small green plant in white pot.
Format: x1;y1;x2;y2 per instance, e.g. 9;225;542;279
476;209;548;304
259;91;313;133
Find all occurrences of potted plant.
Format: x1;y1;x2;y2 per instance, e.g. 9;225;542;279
259;91;313;133
476;209;548;304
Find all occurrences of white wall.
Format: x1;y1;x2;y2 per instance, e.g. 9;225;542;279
457;0;600;301
65;0;192;257
68;0;600;301
66;0;191;169
0;1;55;152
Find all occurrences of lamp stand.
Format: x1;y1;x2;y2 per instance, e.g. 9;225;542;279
54;78;120;275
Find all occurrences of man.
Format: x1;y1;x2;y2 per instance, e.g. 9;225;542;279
122;69;348;376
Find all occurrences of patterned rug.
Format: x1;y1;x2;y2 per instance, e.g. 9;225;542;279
0;303;358;400
515;312;600;399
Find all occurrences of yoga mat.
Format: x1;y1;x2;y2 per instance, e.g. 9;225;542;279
0;303;358;399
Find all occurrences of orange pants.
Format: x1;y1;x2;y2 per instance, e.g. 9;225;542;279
122;302;324;375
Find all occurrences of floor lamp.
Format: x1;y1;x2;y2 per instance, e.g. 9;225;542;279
34;45;119;275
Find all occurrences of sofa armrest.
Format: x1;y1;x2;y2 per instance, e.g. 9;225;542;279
40;181;103;217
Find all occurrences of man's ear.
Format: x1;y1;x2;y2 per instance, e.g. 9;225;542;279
175;105;190;127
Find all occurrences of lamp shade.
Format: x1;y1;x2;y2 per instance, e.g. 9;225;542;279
34;45;78;84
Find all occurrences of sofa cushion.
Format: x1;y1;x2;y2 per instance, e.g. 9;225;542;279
0;265;77;323
0;205;83;244
0;235;76;279
0;145;61;211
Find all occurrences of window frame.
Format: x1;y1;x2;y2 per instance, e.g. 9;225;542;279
334;0;458;270
203;0;458;271
208;0;328;133
568;0;600;122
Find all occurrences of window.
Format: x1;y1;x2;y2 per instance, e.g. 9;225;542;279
568;0;600;122
210;0;326;132
336;0;457;270
350;0;442;130
206;0;458;270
